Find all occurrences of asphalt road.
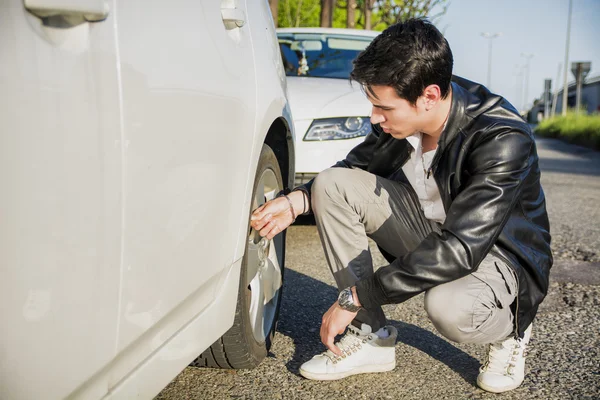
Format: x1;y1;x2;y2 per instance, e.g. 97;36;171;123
157;137;600;400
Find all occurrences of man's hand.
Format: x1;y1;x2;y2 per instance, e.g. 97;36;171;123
250;191;306;240
320;302;358;356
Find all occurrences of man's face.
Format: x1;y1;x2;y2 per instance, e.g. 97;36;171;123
367;85;426;139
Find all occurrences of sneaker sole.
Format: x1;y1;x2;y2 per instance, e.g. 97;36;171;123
476;376;524;393
299;361;396;381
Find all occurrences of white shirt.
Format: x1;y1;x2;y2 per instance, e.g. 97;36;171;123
401;132;447;224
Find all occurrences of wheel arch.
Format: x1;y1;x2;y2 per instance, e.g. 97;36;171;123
264;116;295;190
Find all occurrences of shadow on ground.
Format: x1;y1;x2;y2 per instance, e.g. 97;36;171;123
277;268;481;388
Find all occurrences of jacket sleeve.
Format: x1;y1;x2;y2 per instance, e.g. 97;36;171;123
355;128;535;309
293;124;382;211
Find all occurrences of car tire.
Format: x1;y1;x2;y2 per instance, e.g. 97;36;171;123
191;144;286;369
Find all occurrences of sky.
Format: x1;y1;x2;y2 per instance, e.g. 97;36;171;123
435;0;600;112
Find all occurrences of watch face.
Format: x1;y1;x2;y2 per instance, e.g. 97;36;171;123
340;292;347;305
338;288;359;311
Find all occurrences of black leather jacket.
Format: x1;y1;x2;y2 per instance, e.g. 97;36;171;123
299;76;552;338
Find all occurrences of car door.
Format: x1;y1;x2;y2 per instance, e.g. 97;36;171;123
0;1;122;399
110;0;258;380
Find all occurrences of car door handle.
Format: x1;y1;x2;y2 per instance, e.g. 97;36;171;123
24;0;109;22
221;7;246;28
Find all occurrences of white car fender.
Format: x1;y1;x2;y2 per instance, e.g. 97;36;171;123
233;0;295;263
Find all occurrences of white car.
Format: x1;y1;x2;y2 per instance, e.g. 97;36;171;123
276;28;379;185
0;1;294;399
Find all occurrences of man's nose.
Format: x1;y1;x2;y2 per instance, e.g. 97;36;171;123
370;111;384;125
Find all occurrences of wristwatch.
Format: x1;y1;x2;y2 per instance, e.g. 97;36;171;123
337;287;362;312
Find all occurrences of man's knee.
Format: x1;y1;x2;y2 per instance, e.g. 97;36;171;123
311;168;353;211
424;282;494;344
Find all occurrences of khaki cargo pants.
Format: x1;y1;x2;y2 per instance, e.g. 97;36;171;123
311;167;517;344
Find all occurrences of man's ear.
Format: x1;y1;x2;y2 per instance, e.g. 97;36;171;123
421;84;442;111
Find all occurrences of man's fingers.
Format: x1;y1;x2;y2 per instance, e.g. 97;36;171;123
266;222;283;240
251;213;272;231
251;200;277;223
250;197;293;233
260;220;281;239
251;197;284;220
321;317;342;356
250;205;268;222
265;222;279;240
324;336;342;356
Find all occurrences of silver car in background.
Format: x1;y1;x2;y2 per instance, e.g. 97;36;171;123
0;1;294;399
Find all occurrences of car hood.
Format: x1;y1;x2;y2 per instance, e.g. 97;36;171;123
286;77;371;120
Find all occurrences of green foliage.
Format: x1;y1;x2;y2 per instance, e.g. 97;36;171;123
332;4;349;28
278;0;320;28
276;0;448;30
535;111;600;149
370;0;449;29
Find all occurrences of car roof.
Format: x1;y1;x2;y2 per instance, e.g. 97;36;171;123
276;27;380;38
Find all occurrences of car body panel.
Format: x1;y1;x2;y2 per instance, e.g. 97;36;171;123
0;0;293;399
0;3;122;400
234;0;295;260
111;0;257;376
74;259;242;400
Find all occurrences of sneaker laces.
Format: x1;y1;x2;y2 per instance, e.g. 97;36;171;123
322;328;374;364
481;336;525;376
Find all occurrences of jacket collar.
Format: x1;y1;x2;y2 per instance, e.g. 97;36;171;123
437;80;468;151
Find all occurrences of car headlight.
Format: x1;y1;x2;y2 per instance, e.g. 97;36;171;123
304;117;371;141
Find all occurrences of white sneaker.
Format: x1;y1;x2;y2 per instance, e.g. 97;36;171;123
299;324;397;381
477;324;533;393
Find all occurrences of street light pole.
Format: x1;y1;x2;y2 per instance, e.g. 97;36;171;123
513;64;525;112
551;63;562;118
481;32;502;90
521;53;535;112
562;0;573;115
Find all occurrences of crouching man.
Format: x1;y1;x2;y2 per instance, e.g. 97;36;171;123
250;18;552;393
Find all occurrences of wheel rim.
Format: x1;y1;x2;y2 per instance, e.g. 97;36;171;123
245;167;283;343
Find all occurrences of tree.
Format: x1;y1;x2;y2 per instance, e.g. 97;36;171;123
269;0;279;27
278;0;320;27
347;0;357;28
371;0;449;29
273;0;448;30
320;0;334;27
363;0;374;29
331;0;446;30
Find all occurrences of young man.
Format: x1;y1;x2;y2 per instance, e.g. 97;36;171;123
250;18;552;393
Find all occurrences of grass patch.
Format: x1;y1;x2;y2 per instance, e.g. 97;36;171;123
535;111;600;149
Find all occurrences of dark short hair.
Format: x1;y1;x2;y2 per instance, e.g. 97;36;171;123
351;18;453;105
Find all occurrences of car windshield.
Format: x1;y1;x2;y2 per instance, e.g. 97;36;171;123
277;33;374;79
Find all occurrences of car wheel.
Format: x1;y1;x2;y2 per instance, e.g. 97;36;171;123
192;144;285;369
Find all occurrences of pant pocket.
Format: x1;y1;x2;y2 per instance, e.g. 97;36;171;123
492;257;518;309
473;295;514;341
472;254;517;311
